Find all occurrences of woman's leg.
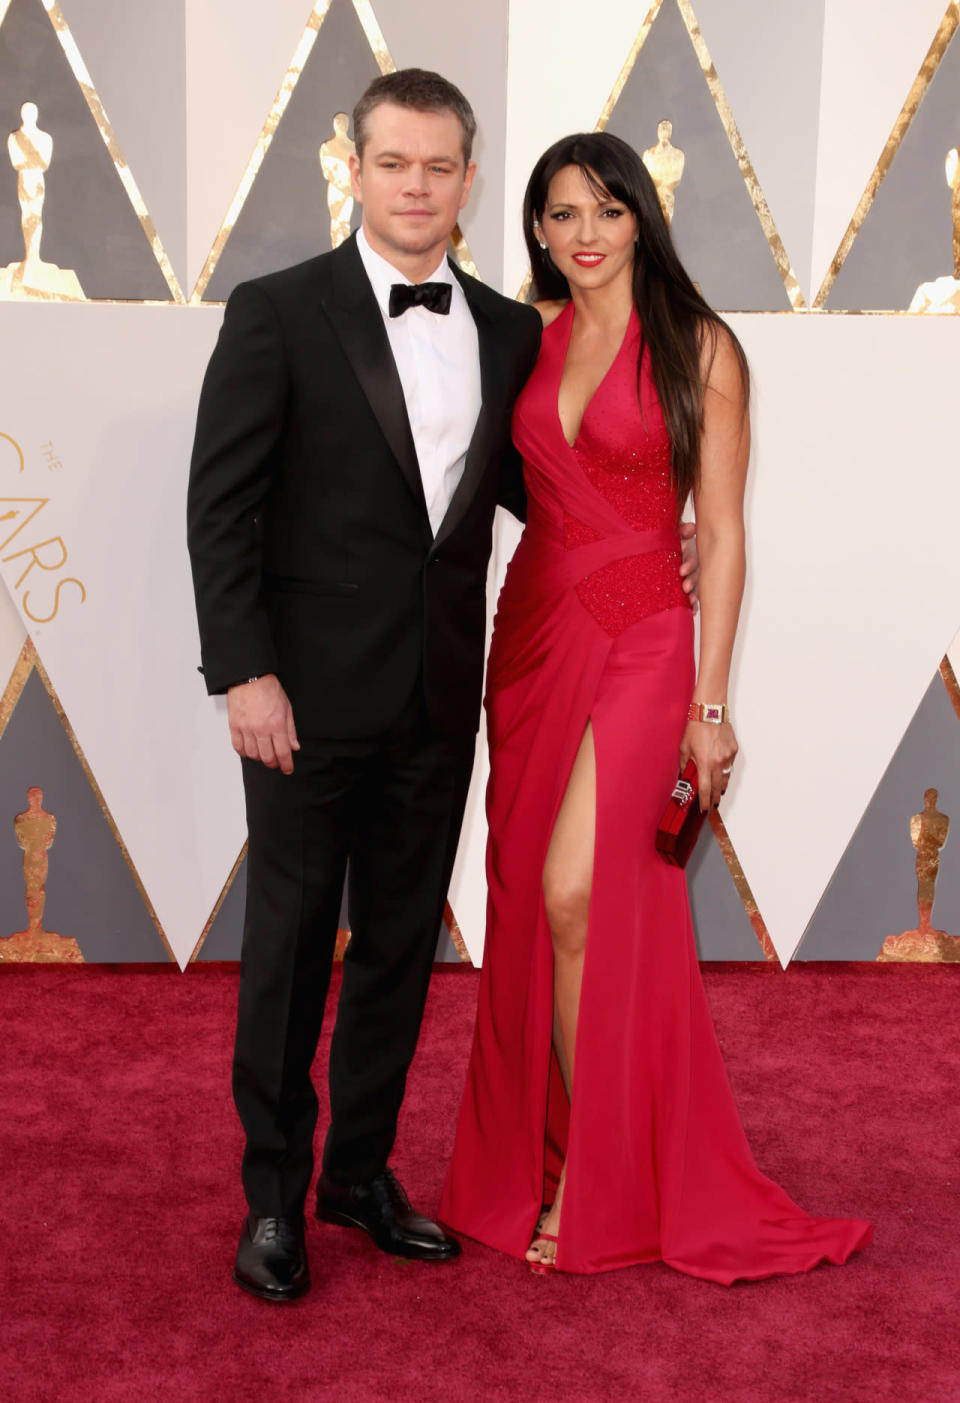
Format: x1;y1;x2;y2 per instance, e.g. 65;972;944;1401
527;723;596;1264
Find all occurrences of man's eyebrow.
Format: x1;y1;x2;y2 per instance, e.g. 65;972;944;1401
374;149;459;164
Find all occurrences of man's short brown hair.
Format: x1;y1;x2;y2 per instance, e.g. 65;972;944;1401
352;69;477;165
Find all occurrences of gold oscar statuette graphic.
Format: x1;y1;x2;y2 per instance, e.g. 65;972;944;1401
0;787;82;962
642;120;685;226
0;103;85;302
908;144;960;314
877;788;960;962
319;113;356;249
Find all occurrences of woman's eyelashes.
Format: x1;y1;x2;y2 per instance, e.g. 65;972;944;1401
544;206;627;222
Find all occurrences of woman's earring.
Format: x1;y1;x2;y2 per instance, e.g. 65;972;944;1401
538;241;548;250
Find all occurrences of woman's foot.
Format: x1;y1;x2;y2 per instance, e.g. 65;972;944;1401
526;1211;559;1268
526;1167;565;1269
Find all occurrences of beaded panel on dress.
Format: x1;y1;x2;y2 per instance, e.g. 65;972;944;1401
570;318;690;637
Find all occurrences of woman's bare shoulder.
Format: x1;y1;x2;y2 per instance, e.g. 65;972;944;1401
532;298;569;328
700;318;749;402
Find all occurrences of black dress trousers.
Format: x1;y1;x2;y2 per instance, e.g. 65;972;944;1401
233;685;475;1218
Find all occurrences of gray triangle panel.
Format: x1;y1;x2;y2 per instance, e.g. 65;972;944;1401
434;923;465;964
605;0;790;311
204;0;381;301
195;853;246;960
687;822;765;959
0;0;172;300
797;672;960;957
826;27;960;310
0;669;168;959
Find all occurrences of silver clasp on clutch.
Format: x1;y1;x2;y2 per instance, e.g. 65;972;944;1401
671;778;694;806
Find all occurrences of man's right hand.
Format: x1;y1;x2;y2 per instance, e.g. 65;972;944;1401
227;674;300;774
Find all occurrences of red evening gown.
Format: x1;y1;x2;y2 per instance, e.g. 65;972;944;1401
439;303;872;1282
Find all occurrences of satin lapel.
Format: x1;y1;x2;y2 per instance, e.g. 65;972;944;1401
318;237;426;514
433;265;509;549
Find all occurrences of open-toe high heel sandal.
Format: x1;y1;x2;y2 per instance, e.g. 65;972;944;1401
527;1231;558;1276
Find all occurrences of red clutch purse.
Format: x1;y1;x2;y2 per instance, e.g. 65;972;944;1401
655;759;711;867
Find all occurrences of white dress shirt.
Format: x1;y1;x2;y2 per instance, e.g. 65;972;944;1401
356;225;482;537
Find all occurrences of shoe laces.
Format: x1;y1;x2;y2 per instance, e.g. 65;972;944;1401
373;1168;411;1215
260;1216;297;1247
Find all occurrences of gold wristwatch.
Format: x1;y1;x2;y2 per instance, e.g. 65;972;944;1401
687;702;728;724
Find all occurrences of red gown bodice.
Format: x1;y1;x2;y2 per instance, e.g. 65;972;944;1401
511;301;689;638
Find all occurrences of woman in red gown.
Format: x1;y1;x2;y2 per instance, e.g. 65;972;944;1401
439;133;872;1282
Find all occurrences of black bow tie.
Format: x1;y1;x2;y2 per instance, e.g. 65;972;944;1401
388;282;452;317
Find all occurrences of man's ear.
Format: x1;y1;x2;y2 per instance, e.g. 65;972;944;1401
458;160;478;212
349;151;363;202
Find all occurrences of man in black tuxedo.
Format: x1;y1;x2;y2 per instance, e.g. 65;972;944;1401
187;70;541;1301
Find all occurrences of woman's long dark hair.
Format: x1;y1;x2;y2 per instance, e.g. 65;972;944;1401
523;132;748;509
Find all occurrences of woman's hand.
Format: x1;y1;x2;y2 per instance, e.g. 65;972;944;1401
678;521;699;614
678;720;738;812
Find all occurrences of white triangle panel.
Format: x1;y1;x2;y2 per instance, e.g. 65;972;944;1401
811;0;953;298
54;0;190;294
721;312;960;963
0;304;245;968
0;570;26;690
504;0;642;295
185;0;323;296
0;427;28;686
688;0;826;302
447;509;523;964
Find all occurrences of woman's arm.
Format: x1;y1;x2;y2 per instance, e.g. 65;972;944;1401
678;325;749;810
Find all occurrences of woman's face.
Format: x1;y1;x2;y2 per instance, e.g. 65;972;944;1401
536;164;638;293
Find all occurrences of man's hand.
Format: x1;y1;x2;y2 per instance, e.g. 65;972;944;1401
227;674;300;774
679;520;700;613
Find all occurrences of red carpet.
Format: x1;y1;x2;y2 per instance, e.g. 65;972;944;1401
1;962;957;1403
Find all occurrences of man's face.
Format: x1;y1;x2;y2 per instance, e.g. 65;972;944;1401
349;102;476;270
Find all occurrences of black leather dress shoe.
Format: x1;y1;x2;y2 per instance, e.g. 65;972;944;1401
233;1214;309;1302
316;1168;460;1262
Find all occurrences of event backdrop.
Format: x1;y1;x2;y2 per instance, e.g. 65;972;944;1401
1;0;959;970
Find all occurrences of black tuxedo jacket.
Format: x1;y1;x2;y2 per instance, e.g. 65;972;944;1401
187;234;542;739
